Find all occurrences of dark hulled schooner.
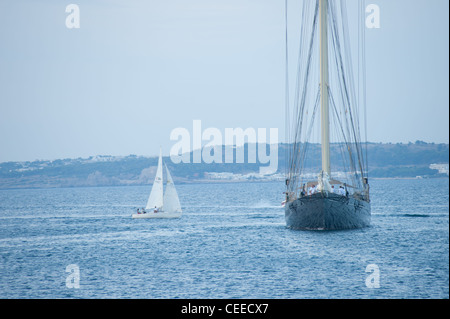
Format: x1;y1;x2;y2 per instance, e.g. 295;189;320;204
284;0;370;230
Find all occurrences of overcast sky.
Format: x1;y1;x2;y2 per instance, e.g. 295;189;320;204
0;0;448;162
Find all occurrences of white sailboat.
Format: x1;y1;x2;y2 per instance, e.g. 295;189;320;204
132;149;182;219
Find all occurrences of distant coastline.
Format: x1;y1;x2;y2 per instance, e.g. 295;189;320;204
0;141;448;190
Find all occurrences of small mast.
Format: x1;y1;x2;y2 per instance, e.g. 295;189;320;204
319;0;330;175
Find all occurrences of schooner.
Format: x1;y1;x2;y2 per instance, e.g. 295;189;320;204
284;0;371;230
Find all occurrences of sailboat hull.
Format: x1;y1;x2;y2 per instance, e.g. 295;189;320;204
285;193;370;230
132;212;182;219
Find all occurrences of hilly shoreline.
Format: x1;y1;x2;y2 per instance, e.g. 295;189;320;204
0;141;448;189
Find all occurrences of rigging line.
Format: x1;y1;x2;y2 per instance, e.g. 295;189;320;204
341;0;367;178
290;87;319;194
330;4;353;124
329;5;350;122
340;0;360;128
353;0;366;175
292;0;318;151
285;0;290;180
329;87;361;189
340;0;365;173
295;87;320;192
298;87;321;177
329;2;365;179
287;0;308;183
329;2;354;120
289;0;311;178
330;105;351;184
329;89;350;153
297;1;319;140
358;0;361;124
361;0;369;178
289;0;319;186
290;0;308;155
328;7;353;152
329;88;357;180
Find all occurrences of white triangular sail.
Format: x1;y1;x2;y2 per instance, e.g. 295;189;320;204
163;163;182;213
145;148;164;210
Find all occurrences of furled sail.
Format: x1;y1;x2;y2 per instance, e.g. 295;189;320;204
146;149;164;210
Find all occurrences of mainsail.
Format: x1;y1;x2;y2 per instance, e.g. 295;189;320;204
145;149;164;210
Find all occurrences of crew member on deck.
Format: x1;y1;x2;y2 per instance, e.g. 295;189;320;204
300;184;306;197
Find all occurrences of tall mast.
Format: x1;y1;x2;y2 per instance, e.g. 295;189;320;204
320;0;330;175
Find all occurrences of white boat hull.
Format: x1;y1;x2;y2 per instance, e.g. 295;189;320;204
132;212;182;219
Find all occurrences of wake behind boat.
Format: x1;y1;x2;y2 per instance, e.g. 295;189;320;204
132;148;182;219
284;0;371;230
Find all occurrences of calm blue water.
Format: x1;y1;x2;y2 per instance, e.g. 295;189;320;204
0;178;448;299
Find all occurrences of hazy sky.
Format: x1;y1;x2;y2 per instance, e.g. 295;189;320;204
0;0;448;162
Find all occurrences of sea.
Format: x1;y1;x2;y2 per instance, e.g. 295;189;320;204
0;178;448;299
